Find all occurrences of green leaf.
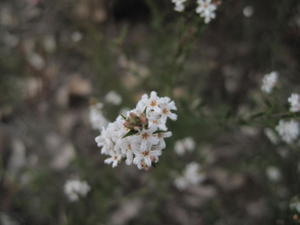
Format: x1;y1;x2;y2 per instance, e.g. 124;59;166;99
122;129;138;138
120;114;127;120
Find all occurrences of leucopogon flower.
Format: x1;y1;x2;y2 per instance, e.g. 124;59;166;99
264;128;279;144
288;93;300;112
174;162;205;190
266;166;281;182
171;0;187;12
95;91;177;170
261;71;279;94
196;0;218;24
64;179;90;202
276;119;299;144
105;90;122;105
89;102;108;130
171;0;219;24
290;197;300;213
174;137;196;155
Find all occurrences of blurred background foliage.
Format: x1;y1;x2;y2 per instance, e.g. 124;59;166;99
1;0;300;225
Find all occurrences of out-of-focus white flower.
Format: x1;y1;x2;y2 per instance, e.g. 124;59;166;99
276;119;299;144
171;0;187;12
288;93;300;112
261;71;278;94
266;166;281;182
243;6;254;18
71;31;82;42
196;0;218;24
89;102;108;130
28;53;45;70
174;162;205;190
0;213;19;225
264;128;279;144
290;197;300;213
64;179;90;202
95;91;177;170
105;91;122;105
43;35;56;53
174;137;196;155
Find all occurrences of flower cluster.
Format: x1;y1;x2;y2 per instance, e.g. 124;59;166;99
288;93;300;112
276;119;299;144
196;0;218;24
171;0;187;12
174;162;205;190
64;179;90;202
261;71;279;94
171;0;219;24
174;137;195;155
95;91;177;170
290;197;300;214
105;90;122;105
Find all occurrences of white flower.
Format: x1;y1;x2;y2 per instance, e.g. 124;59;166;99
174;137;196;155
290;198;300;213
64;179;90;202
137;127;160;151
171;0;187;12
264;128;279;144
146;91;162;113
104;152;122;168
266;166;281;182
156;131;172;149
116;136;139;165
243;6;254;18
159;97;178;122
288;93;300;112
133;149;162;170
174;162;205;190
95;91;177;170
261;71;278;94
89;103;108;130
105;91;122;105
276;119;299;144
196;0;217;24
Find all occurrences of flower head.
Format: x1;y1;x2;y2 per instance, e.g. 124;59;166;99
174;162;205;190
64;179;90;202
261;71;279;94
196;0;218;24
174;137;196;155
276;119;299;144
95;91;177;170
288;93;300;112
171;0;187;12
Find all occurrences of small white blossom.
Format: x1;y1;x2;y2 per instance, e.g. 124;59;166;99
196;0;217;24
64;179;90;202
266;166;281;182
276;119;299;144
104;152;122;168
261;71;279;94
243;6;254;18
105;91;122;105
290;197;300;213
288;93;300;112
95;91;177;170
174;162;205;190
264;128;279;144
174;137;196;155
171;0;187;12
89;102;108;130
